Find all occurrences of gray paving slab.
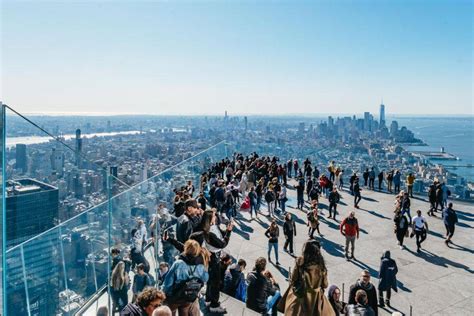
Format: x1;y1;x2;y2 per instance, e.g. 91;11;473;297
222;179;474;315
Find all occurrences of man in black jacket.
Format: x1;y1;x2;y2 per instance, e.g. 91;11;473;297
283;213;296;255
328;187;340;220
348;270;378;316
246;257;277;314
176;199;199;243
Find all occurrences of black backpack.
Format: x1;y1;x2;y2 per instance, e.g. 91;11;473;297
170;265;203;304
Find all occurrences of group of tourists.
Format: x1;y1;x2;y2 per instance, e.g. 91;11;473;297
99;152;461;316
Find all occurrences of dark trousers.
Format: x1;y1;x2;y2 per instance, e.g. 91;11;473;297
329;202;337;218
284;235;294;253
206;253;221;307
407;185;413;197
396;230;406;246
394;183;400;193
308;225;320;238
445;224;455;238
415;229;426;249
369;178;375;189
354;194;361;207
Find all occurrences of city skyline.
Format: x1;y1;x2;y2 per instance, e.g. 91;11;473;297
2;0;472;115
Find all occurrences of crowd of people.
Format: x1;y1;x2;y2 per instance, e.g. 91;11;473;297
98;152;460;316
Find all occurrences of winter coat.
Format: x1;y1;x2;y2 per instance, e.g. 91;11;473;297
348;281;378;316
283;219;297;237
284;257;332;316
162;253;209;297
378;251;398;292
328;191;340;204
246;271;276;313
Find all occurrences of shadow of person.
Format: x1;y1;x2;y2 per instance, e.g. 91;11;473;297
406;247;474;274
448;242;474;254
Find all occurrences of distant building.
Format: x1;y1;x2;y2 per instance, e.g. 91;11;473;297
390;121;399;137
379;102;385;127
16;144;27;173
6;179;60;316
6;178;59;248
75;129;82;168
298;122;305;134
328;116;334;129
244;116;248;131
363;112;371;131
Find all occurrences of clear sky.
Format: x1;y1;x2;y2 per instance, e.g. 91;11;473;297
1;0;472;115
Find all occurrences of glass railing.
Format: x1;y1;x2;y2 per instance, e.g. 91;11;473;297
3;107;227;316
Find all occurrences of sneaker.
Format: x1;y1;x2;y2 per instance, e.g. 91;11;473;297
345;255;350;261
379;300;385;307
276;261;281;265
209;305;227;314
385;299;390;307
400;245;403;250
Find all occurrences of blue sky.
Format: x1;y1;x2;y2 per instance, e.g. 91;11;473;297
1;0;472;115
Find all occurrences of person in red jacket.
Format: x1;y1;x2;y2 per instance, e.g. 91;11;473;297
340;211;360;261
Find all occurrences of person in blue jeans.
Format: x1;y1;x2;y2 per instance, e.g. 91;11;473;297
265;220;280;265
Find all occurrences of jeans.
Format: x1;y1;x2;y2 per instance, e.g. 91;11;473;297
345;235;356;257
394;183;400;193
402;208;412;222
267;290;281;315
256;196;262;211
268;242;279;262
329;202;337;218
297;194;304;209
267;201;275;217
279;198;286;213
250;203;257;218
369;178;375;189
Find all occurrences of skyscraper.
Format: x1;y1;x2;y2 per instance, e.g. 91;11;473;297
244;116;248;131
6;178;59;248
75;129;82;168
15;144;27;173
363;112;371;131
380;100;385;127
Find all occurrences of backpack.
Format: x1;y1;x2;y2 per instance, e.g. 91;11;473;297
235;275;247;302
170;265;203;304
265;191;275;202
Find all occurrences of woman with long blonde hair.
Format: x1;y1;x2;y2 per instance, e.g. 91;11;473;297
110;261;129;312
